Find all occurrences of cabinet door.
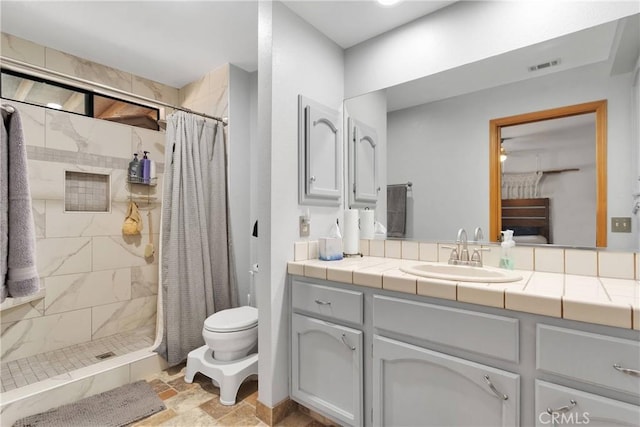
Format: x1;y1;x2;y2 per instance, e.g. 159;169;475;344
535;380;640;426
373;335;520;427
298;95;342;206
291;313;363;426
349;117;379;206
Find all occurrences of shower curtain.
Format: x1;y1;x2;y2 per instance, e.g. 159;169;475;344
156;111;237;366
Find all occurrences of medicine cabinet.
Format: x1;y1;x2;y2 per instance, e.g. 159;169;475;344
298;95;342;206
348;117;379;207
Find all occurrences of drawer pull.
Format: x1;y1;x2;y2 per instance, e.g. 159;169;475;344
341;334;356;351
546;399;577;415
314;299;331;305
483;375;508;400
613;364;640;377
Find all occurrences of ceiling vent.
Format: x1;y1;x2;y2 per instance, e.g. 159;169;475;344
528;59;561;72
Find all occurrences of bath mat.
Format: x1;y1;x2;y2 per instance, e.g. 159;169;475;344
12;380;165;427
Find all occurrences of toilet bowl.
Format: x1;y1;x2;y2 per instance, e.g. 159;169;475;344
184;306;258;405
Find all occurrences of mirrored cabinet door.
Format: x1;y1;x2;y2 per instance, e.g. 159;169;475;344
298;95;342;206
349;117;379;206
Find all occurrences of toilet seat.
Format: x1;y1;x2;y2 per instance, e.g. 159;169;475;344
204;306;258;333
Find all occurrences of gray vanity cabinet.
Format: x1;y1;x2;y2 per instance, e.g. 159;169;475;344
535;380;640;427
290;280;364;426
373;334;520;427
348;117;379;207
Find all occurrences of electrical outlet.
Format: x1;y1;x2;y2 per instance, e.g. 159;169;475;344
611;217;631;233
299;216;310;237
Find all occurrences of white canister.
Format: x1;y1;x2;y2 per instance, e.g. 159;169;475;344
343;209;360;255
359;209;375;240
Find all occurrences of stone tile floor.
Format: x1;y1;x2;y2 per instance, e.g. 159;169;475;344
134;363;325;426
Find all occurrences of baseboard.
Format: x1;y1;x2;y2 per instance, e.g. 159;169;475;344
255;397;296;425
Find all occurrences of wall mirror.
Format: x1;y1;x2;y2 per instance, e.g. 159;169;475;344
347;15;638;251
489;100;607;247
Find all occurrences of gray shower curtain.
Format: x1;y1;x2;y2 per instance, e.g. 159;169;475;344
157;111;237;366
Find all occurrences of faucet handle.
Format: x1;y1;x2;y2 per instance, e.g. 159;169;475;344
460;248;470;262
471;247;491;266
441;245;459;264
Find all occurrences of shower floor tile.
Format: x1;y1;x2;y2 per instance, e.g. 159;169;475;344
0;327;155;392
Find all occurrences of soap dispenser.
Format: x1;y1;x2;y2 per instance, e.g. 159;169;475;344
499;230;515;270
141;151;151;184
128;153;141;183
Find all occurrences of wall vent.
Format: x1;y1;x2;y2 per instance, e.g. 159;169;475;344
528;59;561;72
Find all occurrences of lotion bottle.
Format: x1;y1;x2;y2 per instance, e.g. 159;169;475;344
499;230;515;270
128;153;140;183
141;151;151;184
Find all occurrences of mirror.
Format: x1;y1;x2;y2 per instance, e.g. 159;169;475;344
345;15;639;250
489;101;607;247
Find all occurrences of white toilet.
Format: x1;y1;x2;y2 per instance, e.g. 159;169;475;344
184;306;258;405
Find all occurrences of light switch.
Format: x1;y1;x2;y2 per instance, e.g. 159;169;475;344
299;215;310;237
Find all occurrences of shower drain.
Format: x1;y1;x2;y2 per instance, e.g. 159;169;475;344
95;351;116;360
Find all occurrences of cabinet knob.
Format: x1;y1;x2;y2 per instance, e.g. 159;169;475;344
309;176;316;183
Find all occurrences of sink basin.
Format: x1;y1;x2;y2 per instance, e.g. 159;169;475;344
400;263;522;283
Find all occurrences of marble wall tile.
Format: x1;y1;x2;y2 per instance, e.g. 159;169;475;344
44;269;132;315
1;33;45;66
0;309;92;362
36;237;92;277
92;235;155;271
131;265;159;298
45;48;133;92
45;200;126;238
179;74;209;106
0;100;46;147
45;110;132;158
27;159;65;201
132;76;179;105
0;299;44;324
91;296;157;339
31;200;46;239
132;127;165;162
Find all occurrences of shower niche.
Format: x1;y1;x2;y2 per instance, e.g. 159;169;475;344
64;171;110;213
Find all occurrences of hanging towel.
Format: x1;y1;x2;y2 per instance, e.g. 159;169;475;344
1;105;40;302
122;201;143;235
387;185;407;238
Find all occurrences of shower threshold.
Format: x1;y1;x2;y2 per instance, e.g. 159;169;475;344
1;327;155;393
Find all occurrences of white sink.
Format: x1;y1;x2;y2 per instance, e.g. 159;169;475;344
400;263;522;283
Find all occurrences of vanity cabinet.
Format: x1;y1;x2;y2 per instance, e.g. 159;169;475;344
373;335;520;426
290;280;364;426
535;380;640;427
348;117;379;207
298;95;342;206
372;295;520;426
288;275;640;426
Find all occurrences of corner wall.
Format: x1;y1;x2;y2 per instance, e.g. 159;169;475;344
256;1;345;407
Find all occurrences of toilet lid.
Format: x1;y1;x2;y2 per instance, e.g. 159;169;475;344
204;306;258;332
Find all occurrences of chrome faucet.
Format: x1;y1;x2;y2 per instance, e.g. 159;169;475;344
444;227;489;267
457;228;470;262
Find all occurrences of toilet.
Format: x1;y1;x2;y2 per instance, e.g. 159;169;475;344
184;306;258;405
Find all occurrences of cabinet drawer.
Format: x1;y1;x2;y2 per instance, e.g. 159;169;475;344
535;380;640;427
373;295;519;362
292;280;363;325
537;324;640;397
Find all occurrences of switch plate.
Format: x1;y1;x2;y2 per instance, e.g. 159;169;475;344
611;217;631;233
299;216;310;237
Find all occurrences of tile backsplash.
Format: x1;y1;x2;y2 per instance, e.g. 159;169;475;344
292;239;639;280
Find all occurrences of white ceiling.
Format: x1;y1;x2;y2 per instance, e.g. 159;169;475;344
0;0;456;89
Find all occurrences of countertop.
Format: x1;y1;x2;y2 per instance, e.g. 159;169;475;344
287;256;640;330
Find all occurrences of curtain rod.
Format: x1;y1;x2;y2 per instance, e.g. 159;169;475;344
0;56;227;125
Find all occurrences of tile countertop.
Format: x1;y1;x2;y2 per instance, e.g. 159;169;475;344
287;257;640;330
